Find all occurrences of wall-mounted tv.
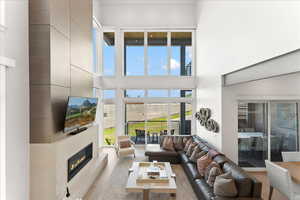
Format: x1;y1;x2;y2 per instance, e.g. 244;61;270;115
64;97;98;133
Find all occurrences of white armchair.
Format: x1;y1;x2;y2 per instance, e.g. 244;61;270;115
115;136;135;158
265;160;300;200
282;152;300;162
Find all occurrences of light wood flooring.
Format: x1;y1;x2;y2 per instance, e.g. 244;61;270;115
84;147;288;200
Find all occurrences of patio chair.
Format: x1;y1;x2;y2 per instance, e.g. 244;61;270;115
135;129;145;144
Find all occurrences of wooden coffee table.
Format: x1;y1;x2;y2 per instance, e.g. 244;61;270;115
126;162;177;200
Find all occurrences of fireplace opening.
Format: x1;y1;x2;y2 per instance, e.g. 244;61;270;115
68;143;93;182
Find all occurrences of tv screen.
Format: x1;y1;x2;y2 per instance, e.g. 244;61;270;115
64;97;98;133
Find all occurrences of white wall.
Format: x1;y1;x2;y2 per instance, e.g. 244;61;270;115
196;0;300;150
4;0;29;199
97;0;196;28
222;72;300;163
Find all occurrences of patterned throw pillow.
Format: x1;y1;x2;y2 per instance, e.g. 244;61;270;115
190;148;207;163
173;137;184;151
197;153;213;176
162;136;175;151
214;172;238;197
186;142;198;157
204;161;223;187
183;138;193;152
119;140;131;148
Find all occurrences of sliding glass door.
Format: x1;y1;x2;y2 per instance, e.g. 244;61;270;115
270;102;299;161
238;102;268;167
238;101;300;168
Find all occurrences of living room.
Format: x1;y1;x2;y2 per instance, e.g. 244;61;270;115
1;0;300;200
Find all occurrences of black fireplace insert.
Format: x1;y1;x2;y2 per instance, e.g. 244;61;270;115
68;143;93;182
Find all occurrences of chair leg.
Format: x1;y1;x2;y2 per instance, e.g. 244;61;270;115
269;186;273;200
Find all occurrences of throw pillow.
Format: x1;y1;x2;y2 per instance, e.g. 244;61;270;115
183;138;193;152
183;137;190;145
214;172;238;197
162;136;175;151
208;149;223;159
204;161;223;187
119;140;131;148
207;167;223;187
190;148;207;163
186;142;198;157
196;153;212;176
173;137;184;151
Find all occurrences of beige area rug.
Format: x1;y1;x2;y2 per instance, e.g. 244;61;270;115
84;148;198;200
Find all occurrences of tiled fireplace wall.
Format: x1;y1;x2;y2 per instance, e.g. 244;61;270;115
29;0;93;143
29;0;102;199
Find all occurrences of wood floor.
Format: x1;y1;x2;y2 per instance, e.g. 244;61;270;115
248;171;288;200
84;147;288;200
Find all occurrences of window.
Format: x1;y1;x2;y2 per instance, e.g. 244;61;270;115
148;32;168;76
125;101;193;144
103;90;116;99
103;103;116;145
102;89;116;146
124;32;144;76
125;103;146;144
148;89;168;98
125;90;145;98
171;32;192;76
122;30;193;76
170;90;192;98
103;32;115;76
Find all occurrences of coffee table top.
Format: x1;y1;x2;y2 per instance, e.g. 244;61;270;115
126;162;177;193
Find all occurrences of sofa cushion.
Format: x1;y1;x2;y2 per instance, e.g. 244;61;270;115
119;140;131;148
186;142;198;157
162;136;175;151
179;151;190;163
208;149;224;159
222;161;253;197
194;179;215;200
207;166;223;187
186;163;201;180
190;148;207;163
197;153;213;176
214;172;238;197
213;155;228;166
173;137;184;151
145;144;178;157
183;138;193;152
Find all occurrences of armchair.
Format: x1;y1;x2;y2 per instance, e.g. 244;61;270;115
115;136;135;158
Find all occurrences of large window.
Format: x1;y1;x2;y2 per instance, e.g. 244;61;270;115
123;31;193;77
238;101;300;168
171;32;192;76
124;32;144;76
103;32;115;76
102;90;116;145
148;32;168;76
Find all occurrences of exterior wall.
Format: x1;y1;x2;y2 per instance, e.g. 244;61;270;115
196;0;300;150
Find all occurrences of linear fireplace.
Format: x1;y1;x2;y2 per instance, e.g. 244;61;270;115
68;143;93;182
